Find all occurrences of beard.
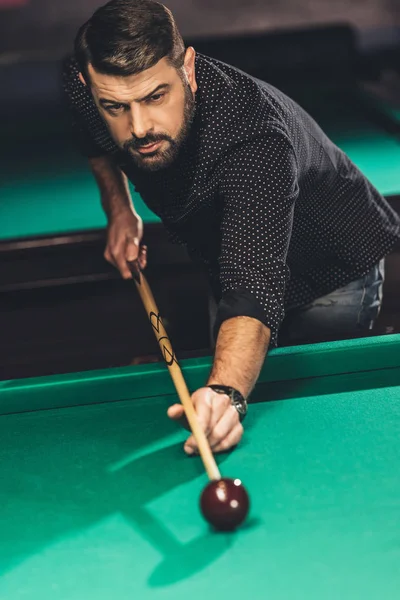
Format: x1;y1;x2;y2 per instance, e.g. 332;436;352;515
122;80;196;172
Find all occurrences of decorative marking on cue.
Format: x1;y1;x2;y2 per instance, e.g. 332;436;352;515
158;336;179;366
149;311;178;366
149;311;164;334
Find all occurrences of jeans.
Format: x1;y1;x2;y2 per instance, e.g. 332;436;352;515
277;260;385;346
209;260;385;347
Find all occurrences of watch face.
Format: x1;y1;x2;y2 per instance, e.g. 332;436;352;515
231;393;247;417
208;385;247;419
234;399;246;414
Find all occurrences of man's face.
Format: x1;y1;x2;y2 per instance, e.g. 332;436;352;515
84;49;197;171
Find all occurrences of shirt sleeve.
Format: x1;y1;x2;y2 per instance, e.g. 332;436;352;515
213;132;299;347
61;56;109;159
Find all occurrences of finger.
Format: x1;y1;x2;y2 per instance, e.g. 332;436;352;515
194;388;214;437
184;411;238;455
183;389;214;455
208;405;240;449
184;434;197;455
112;242;133;279
105;246;130;280
126;237;139;262
138;245;148;270
167;404;191;432
104;246;115;267
116;256;133;280
208;392;231;433
108;236;132;279
212;422;244;454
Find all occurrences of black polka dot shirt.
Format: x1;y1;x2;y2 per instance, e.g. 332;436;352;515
62;53;400;347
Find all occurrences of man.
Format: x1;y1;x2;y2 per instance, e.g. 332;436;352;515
63;0;400;455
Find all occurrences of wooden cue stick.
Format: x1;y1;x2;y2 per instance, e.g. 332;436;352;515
130;265;221;481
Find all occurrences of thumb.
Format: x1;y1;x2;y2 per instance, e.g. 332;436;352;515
167;404;185;420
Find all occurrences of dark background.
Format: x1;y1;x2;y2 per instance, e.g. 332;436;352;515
0;0;399;61
1;1;399;378
0;0;399;111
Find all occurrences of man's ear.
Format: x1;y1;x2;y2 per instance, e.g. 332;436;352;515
78;72;87;86
183;47;197;94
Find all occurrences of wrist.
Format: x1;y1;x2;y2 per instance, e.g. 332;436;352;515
207;384;248;422
106;199;138;222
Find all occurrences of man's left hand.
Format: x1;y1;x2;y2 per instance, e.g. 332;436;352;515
167;387;244;454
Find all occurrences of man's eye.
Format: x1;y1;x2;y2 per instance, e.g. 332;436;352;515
107;104;125;115
149;93;165;103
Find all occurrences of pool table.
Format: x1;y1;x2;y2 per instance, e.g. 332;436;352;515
0;333;399;598
1;71;400;380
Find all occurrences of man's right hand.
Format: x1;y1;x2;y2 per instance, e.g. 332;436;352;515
104;208;147;279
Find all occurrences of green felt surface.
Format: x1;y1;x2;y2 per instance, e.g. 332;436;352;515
296;88;400;199
1;334;400;414
0;378;399;598
325;117;400;198
1;94;400;241
0;142;159;242
331;130;400;196
0;335;400;598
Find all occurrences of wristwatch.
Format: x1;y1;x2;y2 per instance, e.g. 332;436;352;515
207;385;248;422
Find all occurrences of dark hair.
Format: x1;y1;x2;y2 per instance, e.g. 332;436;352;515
74;0;185;82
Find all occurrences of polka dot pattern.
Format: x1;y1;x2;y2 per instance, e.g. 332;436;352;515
62;53;400;346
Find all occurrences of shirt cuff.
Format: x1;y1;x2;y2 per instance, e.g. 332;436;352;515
213;287;280;347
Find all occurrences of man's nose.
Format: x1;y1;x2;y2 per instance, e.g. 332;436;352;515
129;106;152;140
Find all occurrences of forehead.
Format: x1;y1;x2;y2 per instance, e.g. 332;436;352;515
88;58;178;101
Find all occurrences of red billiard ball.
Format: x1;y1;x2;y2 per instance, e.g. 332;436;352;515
200;477;250;531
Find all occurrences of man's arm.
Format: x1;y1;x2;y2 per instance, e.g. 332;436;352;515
61;57;145;274
169;132;298;454
168;315;270;455
89;156;146;278
89;156;134;218
207;316;271;398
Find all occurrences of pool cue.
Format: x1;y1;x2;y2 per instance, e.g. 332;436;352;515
129;261;221;482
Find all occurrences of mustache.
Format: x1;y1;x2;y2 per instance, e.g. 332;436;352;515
123;133;173;152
